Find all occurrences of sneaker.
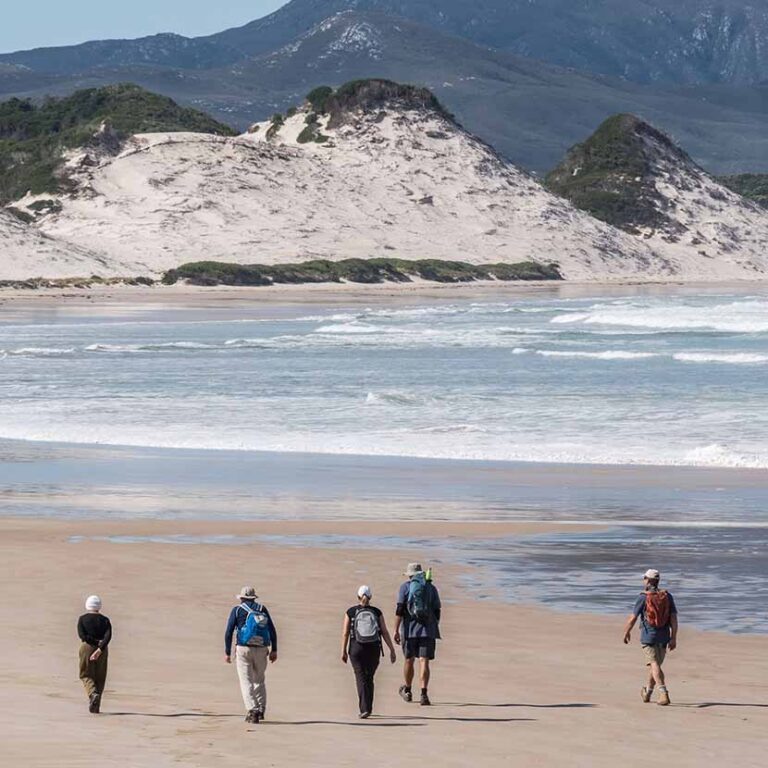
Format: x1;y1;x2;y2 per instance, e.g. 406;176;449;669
641;686;653;703
358;711;371;719
255;711;263;723
420;693;431;706
89;693;101;714
657;690;671;706
245;709;258;723
398;685;412;703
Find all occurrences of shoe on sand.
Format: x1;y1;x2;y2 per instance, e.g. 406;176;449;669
420;693;431;706
89;693;100;714
245;709;258;723
398;686;412;703
658;690;671;706
641;687;653;703
359;711;371;719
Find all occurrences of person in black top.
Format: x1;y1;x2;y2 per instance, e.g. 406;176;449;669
77;595;112;713
341;585;397;719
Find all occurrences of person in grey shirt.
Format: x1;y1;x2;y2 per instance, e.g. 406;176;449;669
393;563;441;706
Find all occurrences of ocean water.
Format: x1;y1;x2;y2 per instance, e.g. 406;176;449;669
4;289;768;633
1;292;767;468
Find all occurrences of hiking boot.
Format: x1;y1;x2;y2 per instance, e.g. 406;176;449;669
88;693;101;714
358;711;371;719
641;686;653;703
657;690;671;706
254;711;263;723
398;685;412;703
244;709;258;723
420;692;431;706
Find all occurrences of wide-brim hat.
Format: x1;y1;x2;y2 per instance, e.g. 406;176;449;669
237;586;259;599
404;563;423;577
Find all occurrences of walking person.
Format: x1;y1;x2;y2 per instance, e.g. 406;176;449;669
623;568;679;706
341;585;397;719
77;595;112;714
224;586;278;724
393;563;441;706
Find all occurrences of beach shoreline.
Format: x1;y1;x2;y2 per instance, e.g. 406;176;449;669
2;278;768;318
0;517;765;767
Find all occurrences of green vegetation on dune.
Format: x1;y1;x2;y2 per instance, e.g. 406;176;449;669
162;258;562;287
0;84;236;203
718;174;768;208
303;79;451;129
544;113;681;232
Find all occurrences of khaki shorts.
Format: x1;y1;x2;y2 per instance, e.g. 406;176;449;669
642;643;667;666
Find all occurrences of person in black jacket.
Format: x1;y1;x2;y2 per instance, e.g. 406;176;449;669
341;585;397;719
77;595;112;713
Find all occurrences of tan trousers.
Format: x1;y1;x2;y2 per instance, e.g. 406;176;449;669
235;645;269;713
79;642;108;698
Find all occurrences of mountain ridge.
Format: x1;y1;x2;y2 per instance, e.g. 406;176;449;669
1;10;766;174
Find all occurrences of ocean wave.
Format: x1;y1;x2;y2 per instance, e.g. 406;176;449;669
673;352;768;365
2;429;766;469
314;322;383;335
550;299;768;333
683;443;767;469
365;390;426;406
8;346;77;357
535;350;659;360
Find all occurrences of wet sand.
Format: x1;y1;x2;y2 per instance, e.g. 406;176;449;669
0;517;765;768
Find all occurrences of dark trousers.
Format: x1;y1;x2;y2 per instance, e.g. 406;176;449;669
349;641;380;714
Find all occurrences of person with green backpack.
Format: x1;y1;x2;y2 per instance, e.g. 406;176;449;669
622;568;679;706
224;586;278;724
393;563;441;706
341;585;397;719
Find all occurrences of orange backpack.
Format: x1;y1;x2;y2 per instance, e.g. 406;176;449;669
645;590;671;628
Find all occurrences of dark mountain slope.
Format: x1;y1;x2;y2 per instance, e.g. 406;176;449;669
208;0;768;84
0;12;766;174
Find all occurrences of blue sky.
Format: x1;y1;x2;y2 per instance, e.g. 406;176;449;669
1;1;287;53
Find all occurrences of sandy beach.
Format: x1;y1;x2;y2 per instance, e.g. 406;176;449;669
0;517;765;768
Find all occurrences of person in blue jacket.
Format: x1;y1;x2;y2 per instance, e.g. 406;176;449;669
224;586;278;723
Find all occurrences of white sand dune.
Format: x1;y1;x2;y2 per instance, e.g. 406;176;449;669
4;100;768;283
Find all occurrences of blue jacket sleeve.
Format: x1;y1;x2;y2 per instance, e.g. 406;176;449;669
632;594;645;617
224;607;238;656
264;606;278;653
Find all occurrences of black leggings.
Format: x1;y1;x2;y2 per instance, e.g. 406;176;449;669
349;641;381;714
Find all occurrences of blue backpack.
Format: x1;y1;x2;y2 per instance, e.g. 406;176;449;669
237;603;271;647
407;573;435;624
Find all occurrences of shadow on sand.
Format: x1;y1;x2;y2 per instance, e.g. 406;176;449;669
439;702;596;709
678;702;768;709
263;720;426;727
104;712;242;718
374;715;535;723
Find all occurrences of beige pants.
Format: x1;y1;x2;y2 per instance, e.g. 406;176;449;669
235;645;269;713
79;642;108;698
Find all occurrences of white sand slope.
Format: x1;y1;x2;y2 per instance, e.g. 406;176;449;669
638;129;768;279
6;105;674;281
0;209;114;281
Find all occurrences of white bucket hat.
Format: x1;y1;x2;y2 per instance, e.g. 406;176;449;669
237;586;258;600
85;595;102;612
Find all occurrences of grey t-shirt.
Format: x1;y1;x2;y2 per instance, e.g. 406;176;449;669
633;590;678;645
396;579;441;641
